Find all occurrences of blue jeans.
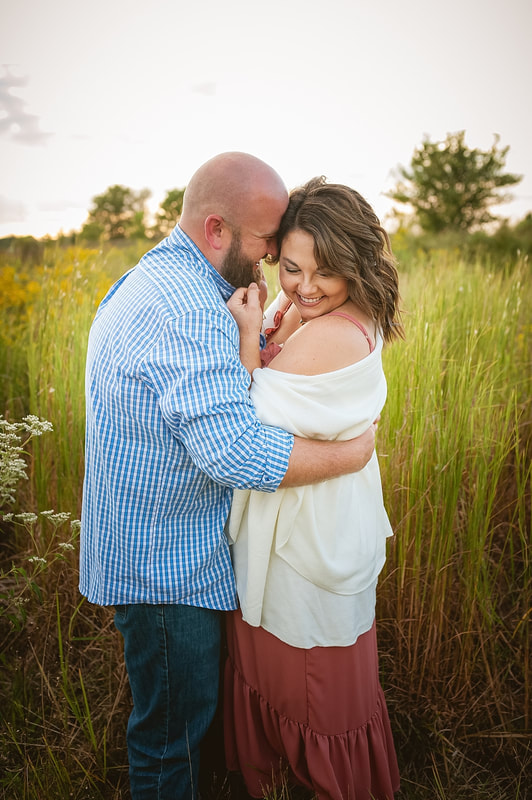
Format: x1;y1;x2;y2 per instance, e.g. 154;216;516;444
114;603;221;800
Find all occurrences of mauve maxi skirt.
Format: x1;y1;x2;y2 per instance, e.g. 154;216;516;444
224;610;400;800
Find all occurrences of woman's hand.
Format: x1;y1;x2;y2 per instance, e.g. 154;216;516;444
227;283;264;376
227;283;264;337
252;263;269;310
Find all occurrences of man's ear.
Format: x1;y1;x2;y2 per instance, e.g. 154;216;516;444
204;214;227;251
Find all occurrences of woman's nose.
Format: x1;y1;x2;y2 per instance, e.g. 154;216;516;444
298;275;316;293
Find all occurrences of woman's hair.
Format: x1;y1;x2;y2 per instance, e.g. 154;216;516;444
274;176;404;342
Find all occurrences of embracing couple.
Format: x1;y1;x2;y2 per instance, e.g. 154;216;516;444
80;152;403;800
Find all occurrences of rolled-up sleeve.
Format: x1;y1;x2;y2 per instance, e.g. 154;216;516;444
144;308;294;491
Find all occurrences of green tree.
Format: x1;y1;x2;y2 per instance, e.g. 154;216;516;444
513;212;532;253
387;131;521;233
80;184;151;242
152;188;185;239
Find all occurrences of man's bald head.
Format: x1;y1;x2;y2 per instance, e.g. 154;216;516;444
181;152;287;228
178;153;288;275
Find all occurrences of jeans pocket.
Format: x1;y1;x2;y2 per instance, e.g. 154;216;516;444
114;604;128;622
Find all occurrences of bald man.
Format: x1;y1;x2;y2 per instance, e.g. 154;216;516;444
80;152;377;799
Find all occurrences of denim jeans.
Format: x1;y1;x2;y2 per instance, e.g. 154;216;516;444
114;603;221;800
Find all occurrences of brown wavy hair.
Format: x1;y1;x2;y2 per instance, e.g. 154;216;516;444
272;176;404;343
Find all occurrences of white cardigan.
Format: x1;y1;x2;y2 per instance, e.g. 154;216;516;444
228;332;394;648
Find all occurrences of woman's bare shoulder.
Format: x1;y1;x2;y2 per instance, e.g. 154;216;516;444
267;313;373;376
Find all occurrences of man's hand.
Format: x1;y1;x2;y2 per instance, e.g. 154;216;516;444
349;422;378;470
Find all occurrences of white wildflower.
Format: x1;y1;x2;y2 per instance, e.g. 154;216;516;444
22;415;53;436
46;511;71;525
15;512;38;525
1;414;53;507
28;556;47;565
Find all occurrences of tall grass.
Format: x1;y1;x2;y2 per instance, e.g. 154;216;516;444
0;246;530;798
1;243;146;514
377;258;530;796
1;243;142;799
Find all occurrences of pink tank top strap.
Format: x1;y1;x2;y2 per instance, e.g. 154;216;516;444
327;312;375;352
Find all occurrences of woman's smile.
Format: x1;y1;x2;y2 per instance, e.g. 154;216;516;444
279;229;350;321
297;293;325;305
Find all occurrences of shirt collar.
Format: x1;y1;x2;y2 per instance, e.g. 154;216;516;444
169;224;235;302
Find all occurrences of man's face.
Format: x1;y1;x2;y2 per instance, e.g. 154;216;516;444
220;230;273;289
219;197;284;288
219;230;259;289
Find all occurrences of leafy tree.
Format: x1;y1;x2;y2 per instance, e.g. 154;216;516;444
80;185;151;242
513;212;532;253
152;188;185;239
0;235;44;265
79;220;105;243
387;131;521;233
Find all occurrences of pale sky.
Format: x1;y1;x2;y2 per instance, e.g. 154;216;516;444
1;0;531;239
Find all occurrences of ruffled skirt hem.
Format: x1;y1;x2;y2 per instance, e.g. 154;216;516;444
224;611;400;800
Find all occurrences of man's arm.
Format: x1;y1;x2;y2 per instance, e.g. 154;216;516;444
280;424;377;487
227;282;378;485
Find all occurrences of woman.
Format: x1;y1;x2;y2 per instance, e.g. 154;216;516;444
225;177;403;800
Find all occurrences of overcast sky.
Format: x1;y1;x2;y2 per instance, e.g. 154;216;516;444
1;0;531;238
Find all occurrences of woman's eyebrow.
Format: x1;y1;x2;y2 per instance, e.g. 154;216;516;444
281;256;299;267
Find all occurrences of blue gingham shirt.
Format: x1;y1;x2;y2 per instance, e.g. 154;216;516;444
80;226;293;609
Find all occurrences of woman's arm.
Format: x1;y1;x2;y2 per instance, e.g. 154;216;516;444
262;290;302;344
226;283;263;374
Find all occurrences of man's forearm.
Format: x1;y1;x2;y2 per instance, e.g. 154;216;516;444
279;425;377;488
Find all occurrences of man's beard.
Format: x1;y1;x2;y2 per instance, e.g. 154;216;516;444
219;231;259;288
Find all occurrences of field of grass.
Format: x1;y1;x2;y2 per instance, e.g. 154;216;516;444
0;242;530;799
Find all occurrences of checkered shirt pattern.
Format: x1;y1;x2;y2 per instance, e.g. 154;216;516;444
80;225;293;608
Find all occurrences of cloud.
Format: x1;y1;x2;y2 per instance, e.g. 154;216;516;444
191;81;217;96
0;194;27;224
0;67;53;145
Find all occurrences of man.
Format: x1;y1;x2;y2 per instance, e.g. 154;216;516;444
80;152;376;799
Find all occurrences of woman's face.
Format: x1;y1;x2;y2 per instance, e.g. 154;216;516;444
279;229;349;322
